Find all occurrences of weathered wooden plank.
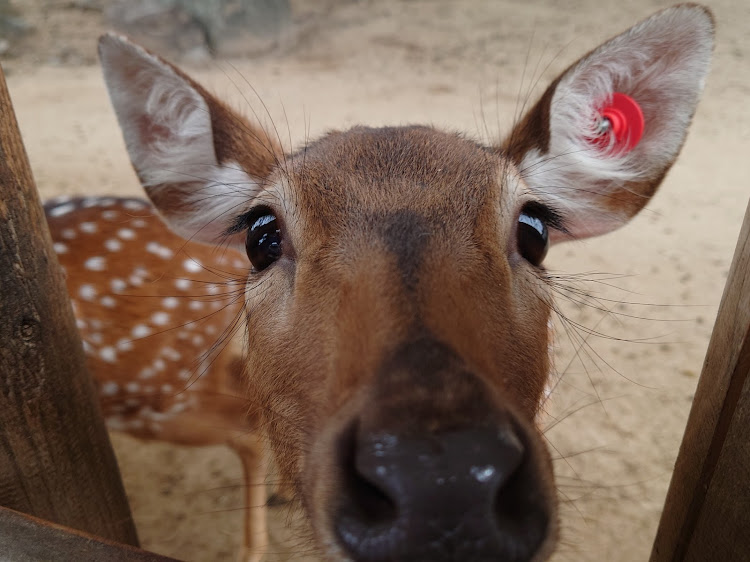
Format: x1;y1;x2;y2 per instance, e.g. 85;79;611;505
0;63;138;544
651;199;750;561
0;506;178;561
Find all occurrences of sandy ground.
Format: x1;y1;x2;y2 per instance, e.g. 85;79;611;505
4;0;750;560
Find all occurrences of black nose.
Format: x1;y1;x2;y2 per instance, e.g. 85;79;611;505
334;425;550;562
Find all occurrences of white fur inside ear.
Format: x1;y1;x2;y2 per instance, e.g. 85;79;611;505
99;34;259;244
519;6;713;238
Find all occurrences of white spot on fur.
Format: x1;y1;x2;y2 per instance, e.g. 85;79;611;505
100;346;117;363
132;219;148;228
49;203;75;217
101;381;119;396
188;300;203;310
162;347;181;361
175;278;191;290
53;242;68;254
116;338;133;352
102;210;119;220
79;284;97;301
153;358;166;372
100;296;117;308
105;238;122;252
84;256;106;271
151;311;169;326
169;402;187;415
183;259;202;273
191;335;204;346
178;369;191;380
139;367;155;379
89;333;103;345
146;241;174;259
162;297;179;309
161;384;173;393
61;228;77;239
111;278;127;293
76;318;86;330
80;222;98;234
118;228;136;240
124;200;147;211
132;324;151;338
126;382;140;393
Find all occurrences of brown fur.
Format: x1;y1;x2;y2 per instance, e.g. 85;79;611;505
96;6;714;558
236;126;558;556
45;197;268;562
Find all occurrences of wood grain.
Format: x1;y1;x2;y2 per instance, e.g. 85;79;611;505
0;506;177;561
0;64;138;545
651;199;750;561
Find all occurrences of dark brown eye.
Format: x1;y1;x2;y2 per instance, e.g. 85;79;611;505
517;206;549;266
245;208;282;272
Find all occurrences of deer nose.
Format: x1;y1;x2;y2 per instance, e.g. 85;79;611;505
334;425;550;561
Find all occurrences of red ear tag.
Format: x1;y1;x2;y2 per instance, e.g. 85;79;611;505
591;92;644;153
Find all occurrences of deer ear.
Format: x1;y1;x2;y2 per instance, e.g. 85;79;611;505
503;5;714;241
98;33;280;246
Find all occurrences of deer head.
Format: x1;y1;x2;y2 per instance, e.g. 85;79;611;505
98;5;713;560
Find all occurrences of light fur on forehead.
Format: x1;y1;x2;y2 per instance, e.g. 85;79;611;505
517;5;714;239
99;33;260;246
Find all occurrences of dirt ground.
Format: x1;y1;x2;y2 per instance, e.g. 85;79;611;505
4;0;749;560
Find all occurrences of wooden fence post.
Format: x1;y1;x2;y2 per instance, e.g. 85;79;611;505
0;64;139;544
651;199;750;560
0;506;178;561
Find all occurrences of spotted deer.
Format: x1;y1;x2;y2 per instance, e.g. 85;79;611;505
44;196;269;562
94;5;713;561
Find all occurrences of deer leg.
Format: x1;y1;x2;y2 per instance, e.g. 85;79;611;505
230;432;268;562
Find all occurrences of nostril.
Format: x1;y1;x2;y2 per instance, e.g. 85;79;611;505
335;424;398;555
492;429;550;559
344;448;397;526
493;455;528;523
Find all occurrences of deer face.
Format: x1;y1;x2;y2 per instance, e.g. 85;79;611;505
244;126;558;559
98;5;713;560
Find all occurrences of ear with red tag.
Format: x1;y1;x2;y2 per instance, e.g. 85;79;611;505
503;5;714;241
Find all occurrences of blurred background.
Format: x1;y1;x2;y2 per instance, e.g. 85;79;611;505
1;1;748;560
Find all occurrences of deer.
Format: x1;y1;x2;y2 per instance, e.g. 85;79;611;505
44;196;270;562
90;4;713;561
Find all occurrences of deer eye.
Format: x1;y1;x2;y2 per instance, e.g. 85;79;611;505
245;208;283;272
517;205;549;266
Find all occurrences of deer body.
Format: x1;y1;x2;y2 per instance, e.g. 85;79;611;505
44;196;267;561
91;5;713;561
